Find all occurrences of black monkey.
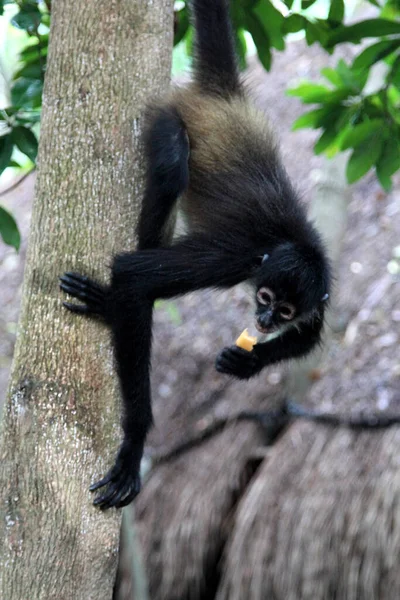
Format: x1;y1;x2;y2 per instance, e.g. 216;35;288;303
60;0;331;509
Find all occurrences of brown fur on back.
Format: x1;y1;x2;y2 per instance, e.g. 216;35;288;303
155;85;281;237
169;85;275;174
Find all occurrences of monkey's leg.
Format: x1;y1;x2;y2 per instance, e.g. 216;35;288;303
60;108;190;507
60;106;188;317
81;237;254;509
89;107;190;507
137;104;189;250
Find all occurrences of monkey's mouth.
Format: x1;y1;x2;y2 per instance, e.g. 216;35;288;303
255;321;276;334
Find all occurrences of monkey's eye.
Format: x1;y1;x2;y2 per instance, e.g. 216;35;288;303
256;287;274;305
279;303;296;320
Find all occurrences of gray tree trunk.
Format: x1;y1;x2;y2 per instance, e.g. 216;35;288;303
0;1;173;598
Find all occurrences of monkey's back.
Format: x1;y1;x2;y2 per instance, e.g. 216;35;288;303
169;86;285;239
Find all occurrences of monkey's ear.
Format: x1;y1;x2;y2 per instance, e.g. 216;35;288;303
256;253;269;265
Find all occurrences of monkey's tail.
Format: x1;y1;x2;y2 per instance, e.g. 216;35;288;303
191;0;241;97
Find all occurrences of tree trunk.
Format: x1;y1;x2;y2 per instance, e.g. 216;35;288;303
0;1;173;598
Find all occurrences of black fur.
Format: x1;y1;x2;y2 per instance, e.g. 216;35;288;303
60;0;331;509
138;105;189;250
192;0;241;96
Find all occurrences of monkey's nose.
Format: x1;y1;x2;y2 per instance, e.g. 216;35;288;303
256;311;274;333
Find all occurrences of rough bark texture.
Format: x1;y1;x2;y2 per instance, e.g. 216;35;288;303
0;1;173;598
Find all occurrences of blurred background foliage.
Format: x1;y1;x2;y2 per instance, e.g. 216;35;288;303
0;0;400;249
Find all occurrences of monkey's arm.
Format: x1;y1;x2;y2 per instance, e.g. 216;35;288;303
216;313;324;379
61;237;254;509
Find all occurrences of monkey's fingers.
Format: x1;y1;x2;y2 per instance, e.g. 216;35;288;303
59;277;103;305
91;471;141;509
89;470;116;492
60;273;107;317
97;480;132;510
216;346;259;379
62;272;105;298
216;346;249;370
97;477;140;510
63;302;91;314
117;483;141;508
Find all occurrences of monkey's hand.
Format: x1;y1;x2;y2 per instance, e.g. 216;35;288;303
90;441;142;510
59;272;110;322
215;346;262;380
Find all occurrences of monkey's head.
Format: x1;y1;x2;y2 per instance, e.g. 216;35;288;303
253;241;330;334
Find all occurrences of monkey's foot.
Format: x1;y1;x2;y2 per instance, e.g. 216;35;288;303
215;346;261;380
90;443;142;510
59;272;108;319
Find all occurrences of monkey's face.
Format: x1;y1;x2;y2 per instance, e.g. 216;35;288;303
253;241;329;333
255;286;296;334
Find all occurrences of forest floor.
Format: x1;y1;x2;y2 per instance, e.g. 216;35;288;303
1;36;399;454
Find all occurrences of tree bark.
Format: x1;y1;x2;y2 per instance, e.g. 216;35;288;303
0;1;173;598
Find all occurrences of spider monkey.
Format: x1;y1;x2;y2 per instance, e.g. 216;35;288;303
60;0;331;509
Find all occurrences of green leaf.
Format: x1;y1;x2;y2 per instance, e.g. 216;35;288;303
388;56;400;89
327;19;400;47
336;105;361;130
41;12;50;27
11;5;42;32
0;206;20;251
283;0;295;8
184;26;194;58
328;0;345;23
11;78;43;109
0;134;13;176
288;83;332;102
15;111;41;126
283;14;306;34
245;13;272;71
340;119;385;150
11;126;38;162
252;1;285;51
20;35;49;55
292;108;325;130
305;20;329;47
288;82;352;104
14;61;43;81
381;0;400;18
302;0;318;8
321;67;342;87
174;6;189;46
20;41;48;62
352;40;400;71
336;59;368;93
376;135;400;190
346;132;384;184
9;160;22;168
292;106;344;130
314;127;340;154
235;28;248;71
